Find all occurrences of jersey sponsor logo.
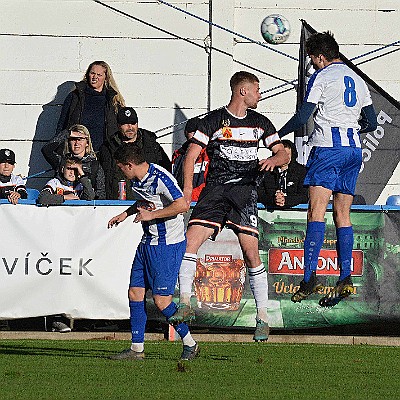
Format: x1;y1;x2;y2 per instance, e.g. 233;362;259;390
205;254;233;263
220;144;258;161
56;188;64;195
268;248;364;276
360;110;392;173
215;126;261;142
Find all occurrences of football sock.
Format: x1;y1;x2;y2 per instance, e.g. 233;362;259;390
161;302;178;319
248;264;268;322
303;221;325;282
178;253;197;304
161;302;196;347
130;343;144;353
336;226;354;280
129;300;147;346
176;323;196;347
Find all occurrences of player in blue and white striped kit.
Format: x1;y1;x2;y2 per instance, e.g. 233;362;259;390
278;31;377;306
108;143;199;360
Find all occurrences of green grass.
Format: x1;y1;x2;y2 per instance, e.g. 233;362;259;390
1;339;399;400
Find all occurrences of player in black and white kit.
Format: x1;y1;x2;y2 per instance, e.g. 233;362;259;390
169;71;289;341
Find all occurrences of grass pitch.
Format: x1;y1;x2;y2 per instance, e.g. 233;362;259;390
1;339;399;400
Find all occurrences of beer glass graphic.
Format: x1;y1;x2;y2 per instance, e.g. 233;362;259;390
194;254;246;310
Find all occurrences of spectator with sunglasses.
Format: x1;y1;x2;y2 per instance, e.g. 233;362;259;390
42;124;106;199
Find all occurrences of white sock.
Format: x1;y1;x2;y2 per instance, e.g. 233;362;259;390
248;263;269;322
182;332;196;347
179;253;197;304
131;342;144;352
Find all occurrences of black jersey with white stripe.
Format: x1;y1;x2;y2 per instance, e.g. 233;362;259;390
191;107;279;185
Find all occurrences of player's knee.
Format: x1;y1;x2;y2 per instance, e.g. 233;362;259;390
242;251;261;269
153;294;172;311
128;287;145;302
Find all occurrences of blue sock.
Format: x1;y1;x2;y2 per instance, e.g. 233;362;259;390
336;226;354;280
161;302;177;319
303;221;325;282
129;300;147;343
161;302;190;339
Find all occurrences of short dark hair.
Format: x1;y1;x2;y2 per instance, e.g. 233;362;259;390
306;31;339;61
280;139;298;163
184;117;200;135
230;71;259;92
60;156;82;173
113;142;145;165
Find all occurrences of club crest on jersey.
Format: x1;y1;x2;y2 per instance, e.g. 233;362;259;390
146;186;156;195
222;127;233;139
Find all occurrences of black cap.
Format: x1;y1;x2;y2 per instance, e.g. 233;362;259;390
0;149;16;164
184;117;200;134
117;107;138;125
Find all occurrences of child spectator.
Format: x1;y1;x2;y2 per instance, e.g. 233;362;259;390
0;148;27;205
38;157;95;205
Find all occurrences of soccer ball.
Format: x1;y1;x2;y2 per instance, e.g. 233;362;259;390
260;14;291;45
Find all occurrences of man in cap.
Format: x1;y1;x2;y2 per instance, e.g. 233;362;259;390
0;149;28;205
100;107;171;199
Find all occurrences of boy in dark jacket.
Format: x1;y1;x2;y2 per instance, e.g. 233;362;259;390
257;139;308;208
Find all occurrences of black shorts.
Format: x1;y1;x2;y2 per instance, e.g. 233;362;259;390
188;183;259;239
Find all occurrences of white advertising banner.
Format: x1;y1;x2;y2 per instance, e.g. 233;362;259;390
0;203;142;319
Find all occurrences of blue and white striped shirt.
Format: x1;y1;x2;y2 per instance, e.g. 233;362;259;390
130;163;185;245
305;62;372;148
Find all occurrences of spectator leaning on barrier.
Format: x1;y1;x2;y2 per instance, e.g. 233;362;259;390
172;117;209;202
56;60;125;152
0;148;27;205
38;157;95;206
42;124;106;199
99;106;171;199
257;139;308;208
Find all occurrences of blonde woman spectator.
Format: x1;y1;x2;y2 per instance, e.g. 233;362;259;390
42;124;106;199
56;61;125;151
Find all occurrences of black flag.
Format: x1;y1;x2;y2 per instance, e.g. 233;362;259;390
296;20;400;204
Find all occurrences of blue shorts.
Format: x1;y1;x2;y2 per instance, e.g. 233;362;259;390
304;146;362;195
130;240;186;296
